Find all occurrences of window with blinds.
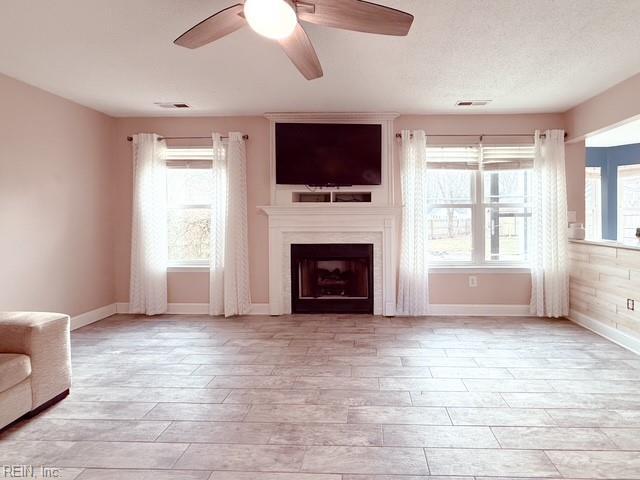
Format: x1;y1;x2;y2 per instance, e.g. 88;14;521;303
425;144;534;265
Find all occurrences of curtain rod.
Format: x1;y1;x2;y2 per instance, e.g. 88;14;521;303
126;135;249;142
395;132;568;140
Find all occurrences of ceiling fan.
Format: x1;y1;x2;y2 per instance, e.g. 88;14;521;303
174;0;414;80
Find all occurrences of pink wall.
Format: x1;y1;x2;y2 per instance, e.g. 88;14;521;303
113;113;575;307
168;272;209;304
0;73;116;317
2;71;595;313
565;140;586;224
565;72;640;140
112;117;270;304
562;72;640;226
429;272;531;305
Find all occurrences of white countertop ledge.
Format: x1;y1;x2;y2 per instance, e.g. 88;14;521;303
570;238;640;252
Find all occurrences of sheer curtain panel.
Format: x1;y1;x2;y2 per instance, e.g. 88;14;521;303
209;132;251;317
397;130;430;316
530;129;569;317
129;133;168;315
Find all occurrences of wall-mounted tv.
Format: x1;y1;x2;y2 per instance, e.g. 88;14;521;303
275;123;382;186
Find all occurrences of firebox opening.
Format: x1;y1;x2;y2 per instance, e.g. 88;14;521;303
299;259;370;299
291;243;374;314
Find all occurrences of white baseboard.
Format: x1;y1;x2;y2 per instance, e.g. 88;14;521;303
428;304;531;316
71;303;117;330
115;302;270;316
112;302;529;317
569;309;640;355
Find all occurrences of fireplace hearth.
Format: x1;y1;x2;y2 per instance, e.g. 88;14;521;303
291;243;374;314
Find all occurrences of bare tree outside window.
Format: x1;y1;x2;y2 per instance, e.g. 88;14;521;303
166;164;215;264
424;146;533;265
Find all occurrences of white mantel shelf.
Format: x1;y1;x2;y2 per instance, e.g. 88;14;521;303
259;205;401;216
570;238;640;252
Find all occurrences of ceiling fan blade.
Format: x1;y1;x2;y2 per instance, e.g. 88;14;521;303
278;23;323;80
297;0;413;36
174;4;246;49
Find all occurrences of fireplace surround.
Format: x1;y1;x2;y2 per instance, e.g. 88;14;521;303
259;205;399;316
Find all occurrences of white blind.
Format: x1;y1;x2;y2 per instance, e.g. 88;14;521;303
165;147;215;169
426;146;481;170
425;145;535;171
481;145;535;170
618;164;640;178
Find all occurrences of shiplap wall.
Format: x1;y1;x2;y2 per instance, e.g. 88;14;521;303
569;241;640;338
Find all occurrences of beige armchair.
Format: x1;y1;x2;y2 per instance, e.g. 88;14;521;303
0;312;72;430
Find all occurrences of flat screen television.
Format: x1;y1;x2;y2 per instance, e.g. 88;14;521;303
275;123;382;186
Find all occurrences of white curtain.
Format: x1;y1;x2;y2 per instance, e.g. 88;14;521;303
397;130;430;316
209;132;251;317
530;129;569;317
129;133;168;315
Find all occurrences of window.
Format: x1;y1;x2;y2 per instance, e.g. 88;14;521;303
585;166;602;240
165;148;217;266
618;164;640;243
483;169;532;262
426;145;533;265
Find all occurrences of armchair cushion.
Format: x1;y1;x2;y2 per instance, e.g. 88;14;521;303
0;354;31;392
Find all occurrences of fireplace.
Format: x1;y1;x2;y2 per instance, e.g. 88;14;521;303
291;243;374;314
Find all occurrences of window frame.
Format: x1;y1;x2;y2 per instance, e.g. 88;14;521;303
426;171;476;265
165;147;216;269
585;166;602;241
426;146;533;268
617;164;640;243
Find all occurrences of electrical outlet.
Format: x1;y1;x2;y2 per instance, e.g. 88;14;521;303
627;299;635;311
468;276;478;288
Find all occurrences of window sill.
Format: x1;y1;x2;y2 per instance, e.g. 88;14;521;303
429;265;530;274
167;265;209;273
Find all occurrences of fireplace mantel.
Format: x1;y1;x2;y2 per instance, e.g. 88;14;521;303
259;205;400;218
258;205;400;316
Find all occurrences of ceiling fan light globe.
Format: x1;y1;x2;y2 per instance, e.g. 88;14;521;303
244;0;297;40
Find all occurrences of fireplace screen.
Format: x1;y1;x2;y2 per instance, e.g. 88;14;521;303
299;259;370;299
291;243;373;314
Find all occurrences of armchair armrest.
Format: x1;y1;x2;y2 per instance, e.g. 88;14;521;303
0;312;71;408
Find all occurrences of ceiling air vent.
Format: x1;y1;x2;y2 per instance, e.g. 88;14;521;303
154;102;191;109
456;100;491;107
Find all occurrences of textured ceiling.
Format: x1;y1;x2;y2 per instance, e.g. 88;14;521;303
1;0;640;117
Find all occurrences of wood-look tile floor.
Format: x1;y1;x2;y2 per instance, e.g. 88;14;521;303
2;314;640;480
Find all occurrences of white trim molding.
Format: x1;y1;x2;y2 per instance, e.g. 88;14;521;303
427;304;531;316
114;302;531;317
569;309;640;355
70;302;535;327
71;303;117;330
115;302;270;316
429;266;531;274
